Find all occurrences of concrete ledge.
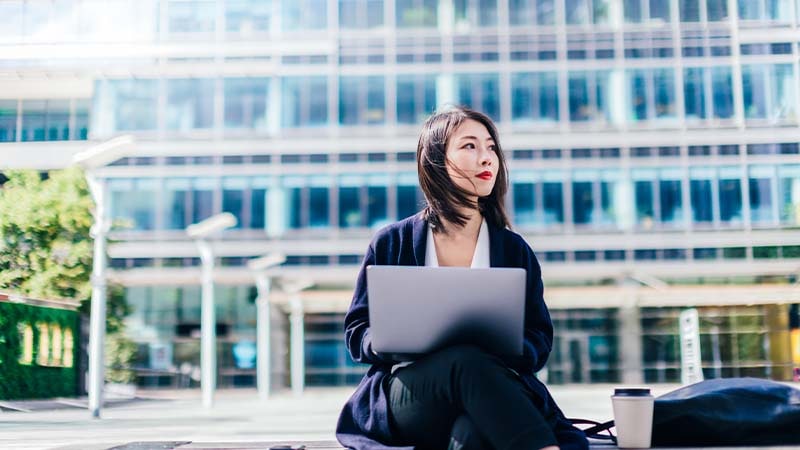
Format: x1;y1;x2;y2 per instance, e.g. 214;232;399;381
102;441;800;450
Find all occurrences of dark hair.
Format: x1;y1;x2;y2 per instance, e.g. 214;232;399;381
416;106;510;234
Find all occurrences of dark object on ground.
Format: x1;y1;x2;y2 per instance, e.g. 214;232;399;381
652;378;800;447
109;442;190;450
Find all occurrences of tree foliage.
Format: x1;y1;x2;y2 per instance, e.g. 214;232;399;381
0;168;130;331
0;168;94;301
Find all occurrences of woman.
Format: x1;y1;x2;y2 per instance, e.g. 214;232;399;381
336;106;588;450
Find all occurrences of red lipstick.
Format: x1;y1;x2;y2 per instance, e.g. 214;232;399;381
476;171;493;180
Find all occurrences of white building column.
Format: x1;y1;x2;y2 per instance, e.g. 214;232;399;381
285;279;314;396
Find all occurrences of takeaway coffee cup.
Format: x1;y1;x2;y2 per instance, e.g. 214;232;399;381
611;388;654;448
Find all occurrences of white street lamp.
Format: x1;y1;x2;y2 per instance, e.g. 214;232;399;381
247;253;287;400
282;279;314;396
72;135;135;419
187;212;237;408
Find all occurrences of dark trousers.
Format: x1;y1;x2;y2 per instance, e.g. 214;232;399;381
386;345;558;450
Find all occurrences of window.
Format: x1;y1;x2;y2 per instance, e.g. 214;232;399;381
742;64;795;122
739;0;792;20
396;74;437;124
633;171;655;227
627;70;648;122
660;170;683;224
568;71;617;124
509;0;532;24
396;0;438;27
663;249;686;260
683;68;705;120
624;0;642;21
779;165;800;225
634;249;657;260
367;182;388;228
168;0;215;34
0;100;16;142
280;176;304;230
340;0;384;28
165;178;191;230
192;178;216;225
626;68;676;122
109;178;158;231
706;0;728;20
722;247;746;259
283;0;327;30
303;186;328;228
599;171;623;227
543;181;564;224
21;100;70;142
572;180;594;225
565;0;610;24
339;76;386;125
711;67;734;119
511;72;559;124
753;246;778;259
94;79;157;133
679;0;700;21
224;78;268;130
74;99;90;140
226;0;271;34
512;180;536;225
694;248;717;260
454;0;498;28
282;76;328;127
690;171;713;223
397;173;421;219
339;188;362;228
251;179;267;229
649;0;671;21
718;168;742;224
166;79;214;131
455;73;500;122
749;166;775;224
222;178;247;229
624;0;671;22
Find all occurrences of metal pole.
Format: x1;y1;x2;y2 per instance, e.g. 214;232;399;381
290;294;305;396
197;240;216;408
255;274;271;400
86;175;107;419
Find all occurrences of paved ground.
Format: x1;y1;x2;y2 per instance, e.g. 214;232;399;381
0;384;797;450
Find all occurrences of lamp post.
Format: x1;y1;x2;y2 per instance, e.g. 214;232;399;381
247;253;287;400
283;279;314;396
72;135;135;419
187;212;237;409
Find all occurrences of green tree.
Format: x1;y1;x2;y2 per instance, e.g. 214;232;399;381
0;168;132;381
0;169;93;300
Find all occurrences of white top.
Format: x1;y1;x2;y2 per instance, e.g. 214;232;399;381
425;218;490;269
391;219;490;372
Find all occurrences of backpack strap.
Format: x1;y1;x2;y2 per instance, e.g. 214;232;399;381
568;418;617;444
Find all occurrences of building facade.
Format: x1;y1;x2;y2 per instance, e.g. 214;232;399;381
2;0;799;387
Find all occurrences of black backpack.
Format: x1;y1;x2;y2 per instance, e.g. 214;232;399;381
573;378;800;447
651;377;800;446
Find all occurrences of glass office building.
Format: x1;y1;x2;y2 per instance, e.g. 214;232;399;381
2;0;799;386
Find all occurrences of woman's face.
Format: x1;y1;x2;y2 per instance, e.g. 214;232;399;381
445;119;499;200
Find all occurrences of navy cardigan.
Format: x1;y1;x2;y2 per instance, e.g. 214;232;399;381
336;213;589;450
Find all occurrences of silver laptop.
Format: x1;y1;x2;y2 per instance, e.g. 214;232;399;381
367;265;526;360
